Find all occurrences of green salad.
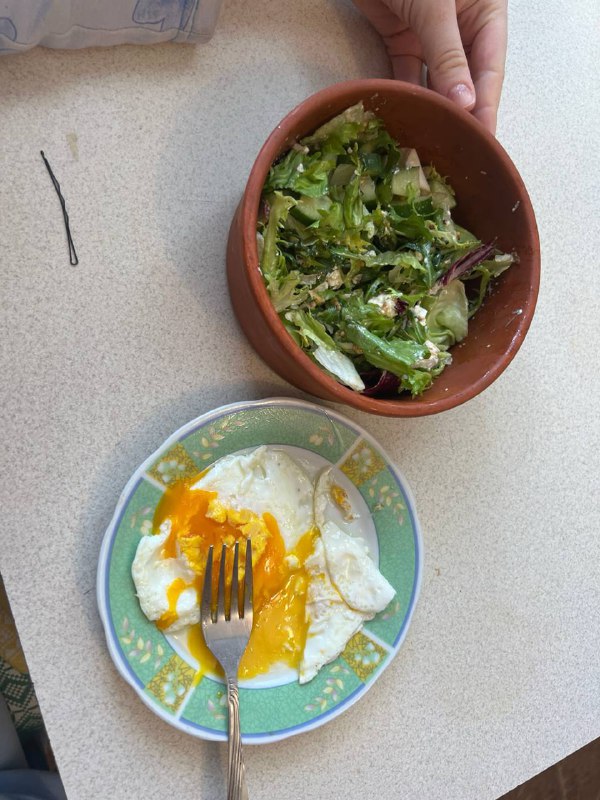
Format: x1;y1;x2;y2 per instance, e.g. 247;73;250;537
257;103;515;397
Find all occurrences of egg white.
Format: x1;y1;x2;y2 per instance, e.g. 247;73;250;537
299;537;367;684
320;521;395;614
314;468;333;532
131;521;199;633
191;446;314;550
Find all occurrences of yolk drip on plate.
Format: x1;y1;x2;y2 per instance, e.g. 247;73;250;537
156;577;188;631
154;477;316;679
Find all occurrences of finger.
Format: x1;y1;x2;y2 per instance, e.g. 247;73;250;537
353;0;407;38
382;26;424;84
400;0;476;109
393;54;424;84
468;10;507;134
354;0;425;85
473;91;498;134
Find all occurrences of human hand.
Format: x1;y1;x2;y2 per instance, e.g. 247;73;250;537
354;0;507;134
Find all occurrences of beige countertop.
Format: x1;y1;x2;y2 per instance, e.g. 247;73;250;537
1;0;599;798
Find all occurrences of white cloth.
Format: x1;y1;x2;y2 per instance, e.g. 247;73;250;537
0;0;222;54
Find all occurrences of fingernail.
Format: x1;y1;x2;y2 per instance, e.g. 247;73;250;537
448;83;475;109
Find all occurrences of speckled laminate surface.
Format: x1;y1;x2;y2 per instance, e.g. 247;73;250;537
0;1;599;798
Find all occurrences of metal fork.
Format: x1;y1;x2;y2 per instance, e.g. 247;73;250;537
202;541;253;800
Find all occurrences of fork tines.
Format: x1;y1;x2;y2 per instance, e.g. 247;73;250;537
202;539;253;624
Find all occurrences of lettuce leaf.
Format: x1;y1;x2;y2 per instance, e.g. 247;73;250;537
265;151;335;198
285;310;365;390
424;279;469;348
260;192;296;291
258;104;516;397
342;173;366;229
302;102;376;149
343;318;427;372
424;166;456;213
343;319;435;397
270;271;309;313
467;253;516;316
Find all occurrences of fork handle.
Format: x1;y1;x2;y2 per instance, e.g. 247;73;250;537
226;677;248;800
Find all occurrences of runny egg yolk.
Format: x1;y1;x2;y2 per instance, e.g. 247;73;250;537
153;477;316;679
156;577;187;631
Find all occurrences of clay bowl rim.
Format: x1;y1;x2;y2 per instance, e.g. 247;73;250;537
238;78;540;418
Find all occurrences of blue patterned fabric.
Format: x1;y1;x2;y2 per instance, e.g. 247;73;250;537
0;0;220;53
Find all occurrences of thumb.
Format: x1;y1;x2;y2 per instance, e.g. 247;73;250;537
403;0;476;110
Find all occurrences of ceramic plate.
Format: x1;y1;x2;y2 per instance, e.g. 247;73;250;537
97;398;422;743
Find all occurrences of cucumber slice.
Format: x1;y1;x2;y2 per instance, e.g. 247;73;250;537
392;166;430;197
360;152;383;176
391;167;421;197
398;149;431;194
330;163;356;186
402;148;422;169
452;224;478;244
359;175;377;205
290;195;332;226
426;175;457;212
392;197;436;219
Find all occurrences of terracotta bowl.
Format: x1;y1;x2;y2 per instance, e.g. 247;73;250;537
226;80;540;417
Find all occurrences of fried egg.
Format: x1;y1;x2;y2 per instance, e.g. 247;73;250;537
299;537;367;684
131;446;396;684
314;468;357;530
191;446;314;550
131;520;199;633
320;521;395;614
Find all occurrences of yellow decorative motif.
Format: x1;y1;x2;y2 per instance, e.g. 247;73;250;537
147;443;198;486
342;631;387;682
146;654;196;712
340;441;386;486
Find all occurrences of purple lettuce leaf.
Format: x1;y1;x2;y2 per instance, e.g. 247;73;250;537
360;369;400;397
440;241;496;286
